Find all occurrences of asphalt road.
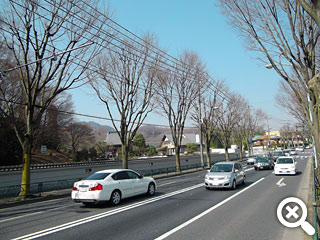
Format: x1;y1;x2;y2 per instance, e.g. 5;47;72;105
0;151;313;240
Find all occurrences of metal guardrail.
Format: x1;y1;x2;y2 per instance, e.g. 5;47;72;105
0;159;117;172
0;178;82;198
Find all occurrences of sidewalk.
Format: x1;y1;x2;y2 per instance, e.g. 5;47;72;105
280;156;314;240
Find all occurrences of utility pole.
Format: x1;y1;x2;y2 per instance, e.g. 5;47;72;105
198;82;204;169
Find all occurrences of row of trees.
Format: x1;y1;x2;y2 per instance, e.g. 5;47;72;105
0;0;264;199
218;0;320;172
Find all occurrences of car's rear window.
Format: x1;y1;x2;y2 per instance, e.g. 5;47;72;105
86;172;110;180
211;164;233;172
274;152;283;156
277;158;294;164
256;158;269;163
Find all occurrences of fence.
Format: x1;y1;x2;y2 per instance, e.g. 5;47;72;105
0;159;118;172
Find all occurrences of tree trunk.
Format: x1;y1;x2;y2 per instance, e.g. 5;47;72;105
121;144;129;169
225;146;229;161
239;141;243;161
175;146;181;173
204;133;211;168
19;135;32;199
205;140;211;169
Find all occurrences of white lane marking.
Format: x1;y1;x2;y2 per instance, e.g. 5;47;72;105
0;198;67;212
155;177;265;240
244;168;254;172
0;206;67;223
12;183;204;240
158;181;177;187
276;178;286;187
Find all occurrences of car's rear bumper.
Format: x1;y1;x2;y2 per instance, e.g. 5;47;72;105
205;179;231;188
274;170;296;175
71;190;106;202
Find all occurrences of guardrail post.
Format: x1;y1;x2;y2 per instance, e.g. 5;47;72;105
38;182;43;197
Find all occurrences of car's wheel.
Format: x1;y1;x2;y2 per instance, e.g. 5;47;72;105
147;182;156;196
242;176;246;185
231;180;236;190
254;167;258;171
205;186;211;190
110;190;121;205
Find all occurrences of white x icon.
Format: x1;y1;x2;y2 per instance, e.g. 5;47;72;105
286;205;299;219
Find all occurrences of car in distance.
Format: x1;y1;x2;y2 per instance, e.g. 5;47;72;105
283;149;291;156
254;157;274;170
274;157;297;175
296;146;304;152
273;150;284;162
205;162;245;190
72;169;156;206
289;149;297;155
246;155;258;165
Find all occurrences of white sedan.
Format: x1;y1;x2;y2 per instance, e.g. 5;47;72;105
246;156;257;165
72;169;156;206
274;157;297;175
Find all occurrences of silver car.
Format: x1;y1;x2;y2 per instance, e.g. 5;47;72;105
205;162;246;190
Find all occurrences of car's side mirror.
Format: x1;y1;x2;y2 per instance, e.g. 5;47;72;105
138;175;144;179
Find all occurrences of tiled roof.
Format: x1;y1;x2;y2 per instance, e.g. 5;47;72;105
105;132;121;145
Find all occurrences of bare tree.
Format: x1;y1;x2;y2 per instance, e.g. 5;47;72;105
89;34;161;169
155;50;205;173
233;96;250;161
215;93;243;161
276;80;307;124
67;122;95;158
219;0;320;165
192;79;225;168
0;0;110;198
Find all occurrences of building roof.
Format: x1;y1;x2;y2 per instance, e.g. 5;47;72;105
162;134;200;145
104;132;122;146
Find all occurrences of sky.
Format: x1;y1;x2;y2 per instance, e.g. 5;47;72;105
70;0;295;131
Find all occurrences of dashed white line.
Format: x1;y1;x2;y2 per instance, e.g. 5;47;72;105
158;181;177;187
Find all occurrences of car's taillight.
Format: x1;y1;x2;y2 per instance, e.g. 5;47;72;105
72;186;78;191
89;183;103;191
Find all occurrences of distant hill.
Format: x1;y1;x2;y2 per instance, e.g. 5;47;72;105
80;121;114;143
83;121;114;131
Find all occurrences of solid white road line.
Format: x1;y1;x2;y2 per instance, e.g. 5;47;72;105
244;168;254;172
0;206;68;223
12;183;204;240
154;177;265;240
158;181;177;187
